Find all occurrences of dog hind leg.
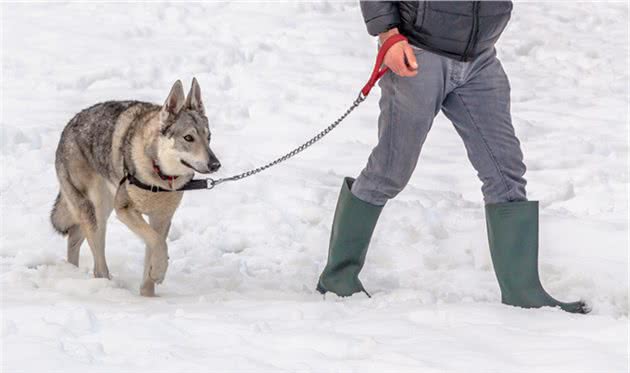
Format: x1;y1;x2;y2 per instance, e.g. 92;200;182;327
55;164;98;268
84;180;114;278
66;225;85;266
59;167;113;278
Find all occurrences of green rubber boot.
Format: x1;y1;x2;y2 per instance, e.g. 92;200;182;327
486;201;589;313
316;177;383;297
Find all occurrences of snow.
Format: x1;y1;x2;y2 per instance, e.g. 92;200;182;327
1;2;628;372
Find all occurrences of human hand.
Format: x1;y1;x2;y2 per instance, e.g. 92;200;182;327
378;28;418;77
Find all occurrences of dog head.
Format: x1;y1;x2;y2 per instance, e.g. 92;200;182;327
156;78;220;175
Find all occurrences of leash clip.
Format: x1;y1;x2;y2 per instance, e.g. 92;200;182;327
206;178;217;190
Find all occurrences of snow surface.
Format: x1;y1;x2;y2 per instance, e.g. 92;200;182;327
1;2;628;372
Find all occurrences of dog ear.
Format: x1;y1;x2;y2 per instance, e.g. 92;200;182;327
160;80;186;124
184;77;205;115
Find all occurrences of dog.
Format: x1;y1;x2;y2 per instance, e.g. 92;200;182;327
50;78;220;296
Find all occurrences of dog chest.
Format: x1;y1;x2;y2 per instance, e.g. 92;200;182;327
127;187;183;215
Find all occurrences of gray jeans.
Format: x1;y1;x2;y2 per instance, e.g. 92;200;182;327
352;46;527;206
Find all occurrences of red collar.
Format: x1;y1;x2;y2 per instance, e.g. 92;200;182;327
152;161;178;188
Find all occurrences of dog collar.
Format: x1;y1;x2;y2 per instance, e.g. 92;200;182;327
120;171;212;193
152;161;178;188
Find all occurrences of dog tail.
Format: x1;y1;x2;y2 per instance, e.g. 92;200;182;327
51;192;74;236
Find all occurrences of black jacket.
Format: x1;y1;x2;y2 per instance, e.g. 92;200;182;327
360;1;513;61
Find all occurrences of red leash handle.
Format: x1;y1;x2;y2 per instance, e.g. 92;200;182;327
360;34;408;97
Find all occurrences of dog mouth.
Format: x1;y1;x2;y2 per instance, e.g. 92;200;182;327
180;159;210;174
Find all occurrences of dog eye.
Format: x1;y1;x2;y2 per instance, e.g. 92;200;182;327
184;135;194;142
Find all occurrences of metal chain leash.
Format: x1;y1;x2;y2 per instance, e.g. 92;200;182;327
206;93;366;189
129;35;407;193
193;34;409;191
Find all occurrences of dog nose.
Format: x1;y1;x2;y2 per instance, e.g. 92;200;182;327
209;160;221;172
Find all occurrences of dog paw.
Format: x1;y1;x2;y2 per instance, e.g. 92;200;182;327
149;255;168;284
140;281;156;297
93;269;111;280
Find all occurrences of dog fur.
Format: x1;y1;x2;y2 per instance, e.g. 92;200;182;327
51;78;219;296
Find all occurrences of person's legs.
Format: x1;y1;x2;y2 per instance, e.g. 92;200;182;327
351;49;447;206
317;48;448;296
441;49;587;313
441;49;526;205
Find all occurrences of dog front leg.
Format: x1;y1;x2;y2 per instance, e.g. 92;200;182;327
139;214;174;296
115;205;169;296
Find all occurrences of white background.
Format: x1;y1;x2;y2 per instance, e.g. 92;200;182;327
1;2;628;372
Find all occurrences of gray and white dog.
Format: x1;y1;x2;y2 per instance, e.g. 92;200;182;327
51;78;220;296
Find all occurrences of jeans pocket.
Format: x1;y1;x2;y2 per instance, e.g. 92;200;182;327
410;44;425;55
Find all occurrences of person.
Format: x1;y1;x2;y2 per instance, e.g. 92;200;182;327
316;1;588;314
